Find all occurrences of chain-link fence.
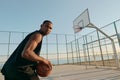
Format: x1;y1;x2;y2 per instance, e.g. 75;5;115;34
0;19;120;69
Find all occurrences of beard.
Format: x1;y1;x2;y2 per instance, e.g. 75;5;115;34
39;29;51;36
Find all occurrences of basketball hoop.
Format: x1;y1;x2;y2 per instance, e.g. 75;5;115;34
73;25;84;33
73;9;90;34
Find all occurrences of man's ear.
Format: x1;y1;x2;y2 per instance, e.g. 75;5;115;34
41;24;43;28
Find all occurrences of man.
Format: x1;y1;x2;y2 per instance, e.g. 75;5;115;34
1;20;53;80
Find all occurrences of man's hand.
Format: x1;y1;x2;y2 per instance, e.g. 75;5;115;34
39;58;52;70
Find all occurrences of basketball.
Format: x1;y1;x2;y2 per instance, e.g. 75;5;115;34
36;61;52;77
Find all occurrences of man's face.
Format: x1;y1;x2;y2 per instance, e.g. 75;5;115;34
41;22;53;35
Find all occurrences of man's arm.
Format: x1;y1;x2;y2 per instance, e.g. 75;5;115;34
21;33;48;64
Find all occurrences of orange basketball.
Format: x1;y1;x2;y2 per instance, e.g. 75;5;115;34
36;61;52;77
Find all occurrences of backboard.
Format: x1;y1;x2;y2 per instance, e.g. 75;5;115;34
73;9;90;33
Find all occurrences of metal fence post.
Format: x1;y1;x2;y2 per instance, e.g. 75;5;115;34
56;34;59;65
85;35;91;65
65;34;69;64
113;22;120;47
96;30;105;66
7;32;11;58
71;42;74;64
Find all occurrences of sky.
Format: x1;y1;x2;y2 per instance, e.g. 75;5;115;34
0;0;120;35
0;0;120;65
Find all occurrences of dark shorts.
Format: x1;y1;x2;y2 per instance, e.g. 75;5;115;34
4;75;39;80
2;65;40;80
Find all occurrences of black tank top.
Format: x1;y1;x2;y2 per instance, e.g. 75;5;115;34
2;30;43;67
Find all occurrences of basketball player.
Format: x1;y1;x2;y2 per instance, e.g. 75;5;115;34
1;20;53;80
